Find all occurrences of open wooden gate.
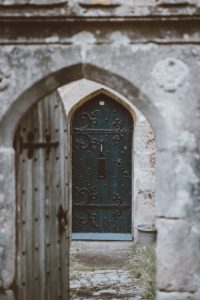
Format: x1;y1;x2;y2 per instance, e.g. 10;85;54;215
14;91;69;300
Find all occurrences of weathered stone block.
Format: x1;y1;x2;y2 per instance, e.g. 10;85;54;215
0;0;66;5
157;219;200;292
134;122;155;153
0;148;15;288
156;149;200;219
157;0;197;5
157;291;195;300
78;0;120;7
134;153;156;169
134;169;155;183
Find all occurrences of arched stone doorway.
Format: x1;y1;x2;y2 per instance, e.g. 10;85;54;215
57;80;157;297
58;79;156;241
0;64;167;299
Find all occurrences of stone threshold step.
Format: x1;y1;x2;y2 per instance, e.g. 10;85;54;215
71;233;133;241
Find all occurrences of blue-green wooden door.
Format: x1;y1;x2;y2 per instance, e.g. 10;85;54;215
72;94;133;234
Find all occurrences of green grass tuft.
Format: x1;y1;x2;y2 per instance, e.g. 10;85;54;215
130;244;156;300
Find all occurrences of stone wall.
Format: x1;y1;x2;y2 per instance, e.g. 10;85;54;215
134;113;156;238
0;2;200;299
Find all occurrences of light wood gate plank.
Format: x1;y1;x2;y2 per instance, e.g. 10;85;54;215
58;96;69;297
32;105;40;300
15;91;69;300
44;96;52;300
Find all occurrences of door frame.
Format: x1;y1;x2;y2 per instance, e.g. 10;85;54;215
59;86;137;239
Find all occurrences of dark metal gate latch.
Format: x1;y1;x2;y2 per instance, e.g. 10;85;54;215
57;204;68;235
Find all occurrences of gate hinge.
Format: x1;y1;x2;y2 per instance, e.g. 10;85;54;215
19;131;59;159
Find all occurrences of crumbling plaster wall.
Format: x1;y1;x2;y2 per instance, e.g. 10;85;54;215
58;79;156;239
0;2;200;299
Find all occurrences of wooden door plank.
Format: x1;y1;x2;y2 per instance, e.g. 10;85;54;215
37;101;46;300
44;96;52;300
15;91;69;300
25;113;34;299
54;93;62;300
58;95;69;298
32;105;40;300
16;126;26;300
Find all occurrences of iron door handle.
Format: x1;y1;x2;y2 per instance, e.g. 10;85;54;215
57;204;68;235
98;140;106;179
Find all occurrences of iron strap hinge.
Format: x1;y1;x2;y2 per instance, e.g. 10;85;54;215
73;203;131;209
19;131;59;159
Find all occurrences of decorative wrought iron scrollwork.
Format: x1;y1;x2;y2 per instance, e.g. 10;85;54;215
73;115;131;151
73;192;131;222
74;186;98;204
112;193;131;220
73;210;98;228
75;110;99;128
112;118;131;144
74;134;98;151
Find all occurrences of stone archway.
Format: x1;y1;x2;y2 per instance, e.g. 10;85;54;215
58;79;156;241
0;63;168;299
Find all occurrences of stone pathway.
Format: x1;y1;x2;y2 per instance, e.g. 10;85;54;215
70;241;143;299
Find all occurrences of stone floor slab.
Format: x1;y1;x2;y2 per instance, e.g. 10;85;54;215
70;241;143;299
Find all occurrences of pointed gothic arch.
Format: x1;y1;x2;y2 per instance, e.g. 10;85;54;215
0;63;167;298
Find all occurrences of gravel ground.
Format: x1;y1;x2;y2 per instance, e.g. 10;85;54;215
70;241;143;299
